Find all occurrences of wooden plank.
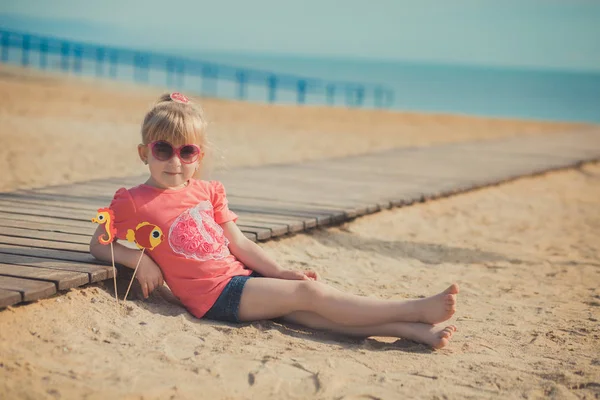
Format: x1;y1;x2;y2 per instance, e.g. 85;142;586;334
236;211;306;232
224;179;373;217
323;145;569;183
221;154;451;185
0;288;21;308
232;205;332;226
0;198;98;215
231;197;338;218
243;231;257;242
236;162;401;191
227;195;348;224
0;192;375;228
223;171;373;205
460;129;600;159
238;220;289;237
0;202;316;236
0;235;90;253
0;218;96;236
0;195;105;212
0;190;112;204
0;263;88;290
2;178;366;230
0;226;91;245
0;203;93;221
287;159;453;182
0;214;266;245
0;199;312;238
245;170;397;212
306;155;477;181
0;205;90;223
237;225;272;241
0;243;100;264
447;141;595;168
30;181;124;197
231;203;336;226
0;250;110;282
1;202;284;240
0;275;56;302
0;211;95;229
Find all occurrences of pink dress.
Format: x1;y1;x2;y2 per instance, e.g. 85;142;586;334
109;179;252;318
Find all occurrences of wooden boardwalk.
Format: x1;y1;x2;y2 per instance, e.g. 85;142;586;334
0;128;599;308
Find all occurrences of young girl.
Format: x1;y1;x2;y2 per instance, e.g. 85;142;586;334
90;93;459;349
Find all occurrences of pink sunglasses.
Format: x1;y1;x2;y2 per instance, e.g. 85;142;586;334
149;141;202;164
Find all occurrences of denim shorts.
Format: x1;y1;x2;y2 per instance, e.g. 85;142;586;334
203;271;261;323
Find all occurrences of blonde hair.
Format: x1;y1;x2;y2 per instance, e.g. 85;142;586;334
141;93;207;146
141;93;215;178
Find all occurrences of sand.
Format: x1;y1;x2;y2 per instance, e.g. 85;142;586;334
0;65;599;399
0;64;590;192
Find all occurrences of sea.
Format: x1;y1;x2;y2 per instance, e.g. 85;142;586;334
3;40;599;123
186;52;600;123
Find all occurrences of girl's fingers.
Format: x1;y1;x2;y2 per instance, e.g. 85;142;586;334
290;271;305;280
305;271;319;280
148;280;158;295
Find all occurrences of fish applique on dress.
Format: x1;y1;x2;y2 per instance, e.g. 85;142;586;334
168;200;230;261
126;222;164;251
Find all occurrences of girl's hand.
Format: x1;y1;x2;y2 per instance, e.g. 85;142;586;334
276;269;319;281
303;270;319;281
135;255;164;298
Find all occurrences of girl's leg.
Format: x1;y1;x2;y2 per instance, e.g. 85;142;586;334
282;311;457;349
237;278;458;326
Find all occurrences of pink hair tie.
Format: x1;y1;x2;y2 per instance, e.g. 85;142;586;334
170;92;189;104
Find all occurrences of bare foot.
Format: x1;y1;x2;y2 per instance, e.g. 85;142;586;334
401;323;457;349
413;284;459;325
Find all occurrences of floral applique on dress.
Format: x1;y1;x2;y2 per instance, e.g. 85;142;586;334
168;200;230;261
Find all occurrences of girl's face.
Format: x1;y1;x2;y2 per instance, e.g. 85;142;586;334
138;140;203;190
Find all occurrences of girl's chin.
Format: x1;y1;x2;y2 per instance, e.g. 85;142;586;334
156;175;189;189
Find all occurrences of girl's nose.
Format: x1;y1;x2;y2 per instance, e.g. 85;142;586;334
168;155;182;167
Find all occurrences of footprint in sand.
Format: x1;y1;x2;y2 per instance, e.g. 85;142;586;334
161;333;205;361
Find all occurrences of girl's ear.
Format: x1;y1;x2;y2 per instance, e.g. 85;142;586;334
138;144;148;164
193;161;203;179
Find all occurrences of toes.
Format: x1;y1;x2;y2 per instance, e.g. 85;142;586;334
432;339;449;350
438;326;456;340
445;294;457;304
444;283;460;295
443;327;454;336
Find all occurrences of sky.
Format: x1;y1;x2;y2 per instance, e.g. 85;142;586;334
0;0;599;71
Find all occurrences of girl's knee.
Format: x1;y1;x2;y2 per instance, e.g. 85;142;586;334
295;280;327;305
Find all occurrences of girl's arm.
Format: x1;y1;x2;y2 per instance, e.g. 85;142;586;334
89;225;164;298
221;221;318;280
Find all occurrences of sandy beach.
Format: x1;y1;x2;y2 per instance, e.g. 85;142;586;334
0;64;591;192
0;65;599;399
